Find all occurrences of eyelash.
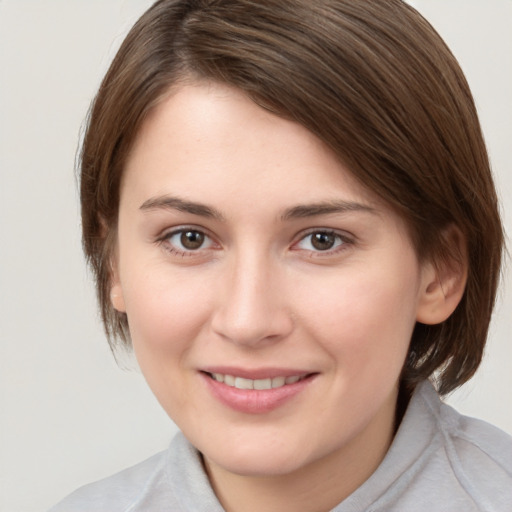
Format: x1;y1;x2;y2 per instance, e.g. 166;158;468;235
157;226;217;257
156;227;353;258
292;229;353;257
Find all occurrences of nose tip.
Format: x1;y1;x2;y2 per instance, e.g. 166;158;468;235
213;312;288;347
210;265;293;347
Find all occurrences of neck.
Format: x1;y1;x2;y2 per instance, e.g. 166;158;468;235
203;390;398;512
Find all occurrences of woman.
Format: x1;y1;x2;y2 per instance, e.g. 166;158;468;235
50;0;511;510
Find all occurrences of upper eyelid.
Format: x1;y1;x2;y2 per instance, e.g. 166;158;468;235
295;227;355;242
158;225;213;240
291;229;356;255
159;226;352;239
157;227;218;257
155;225;355;251
157;226;217;249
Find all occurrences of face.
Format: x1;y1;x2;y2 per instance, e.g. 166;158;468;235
112;82;435;480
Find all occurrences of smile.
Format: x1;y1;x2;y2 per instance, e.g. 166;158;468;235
201;368;317;414
203;371;316;414
209;373;306;390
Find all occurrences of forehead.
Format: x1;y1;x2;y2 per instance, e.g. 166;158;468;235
122;82;382;211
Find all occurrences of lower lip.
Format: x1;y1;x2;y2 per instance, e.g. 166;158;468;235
201;373;315;414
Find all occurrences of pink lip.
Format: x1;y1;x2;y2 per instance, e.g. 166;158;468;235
200;369;316;414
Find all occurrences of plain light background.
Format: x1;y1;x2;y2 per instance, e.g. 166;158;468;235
0;1;510;511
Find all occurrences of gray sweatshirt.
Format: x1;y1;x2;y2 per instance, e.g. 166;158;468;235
49;381;512;511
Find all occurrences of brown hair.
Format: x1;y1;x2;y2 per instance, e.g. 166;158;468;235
80;0;503;395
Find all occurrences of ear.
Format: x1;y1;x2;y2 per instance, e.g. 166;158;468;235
110;278;126;313
109;247;126;313
100;216;126;313
416;226;468;325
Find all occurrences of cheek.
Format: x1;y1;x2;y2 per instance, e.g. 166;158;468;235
121;269;215;415
121;267;214;357
301;265;419;375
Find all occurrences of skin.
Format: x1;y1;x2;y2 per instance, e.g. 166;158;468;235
111;82;462;512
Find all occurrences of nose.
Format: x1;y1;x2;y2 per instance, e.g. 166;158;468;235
210;253;294;348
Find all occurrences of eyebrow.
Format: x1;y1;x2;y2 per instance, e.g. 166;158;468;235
281;200;377;221
139;195;225;221
139;195;377;222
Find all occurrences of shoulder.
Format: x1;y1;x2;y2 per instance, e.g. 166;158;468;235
348;381;512;512
48;450;170;512
48;432;223;512
418;381;512;509
420;382;512;471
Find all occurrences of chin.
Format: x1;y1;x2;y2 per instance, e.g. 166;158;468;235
208;454;304;478
201;436;319;478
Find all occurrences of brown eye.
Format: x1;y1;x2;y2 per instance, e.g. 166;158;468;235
180;230;205;250
310;232;336;251
295;230;346;254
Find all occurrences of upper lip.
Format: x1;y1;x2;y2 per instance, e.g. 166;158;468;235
200;366;314;380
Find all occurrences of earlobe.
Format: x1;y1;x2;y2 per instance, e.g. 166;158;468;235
110;260;126;313
99;219;126;313
416;227;468;325
110;283;126;313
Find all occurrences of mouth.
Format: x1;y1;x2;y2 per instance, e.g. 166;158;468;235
205;372;310;390
200;369;317;414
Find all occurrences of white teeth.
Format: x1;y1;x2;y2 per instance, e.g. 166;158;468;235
234;377;254;390
211;373;305;389
271;376;286;388
254;378;272;390
224;374;236;386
